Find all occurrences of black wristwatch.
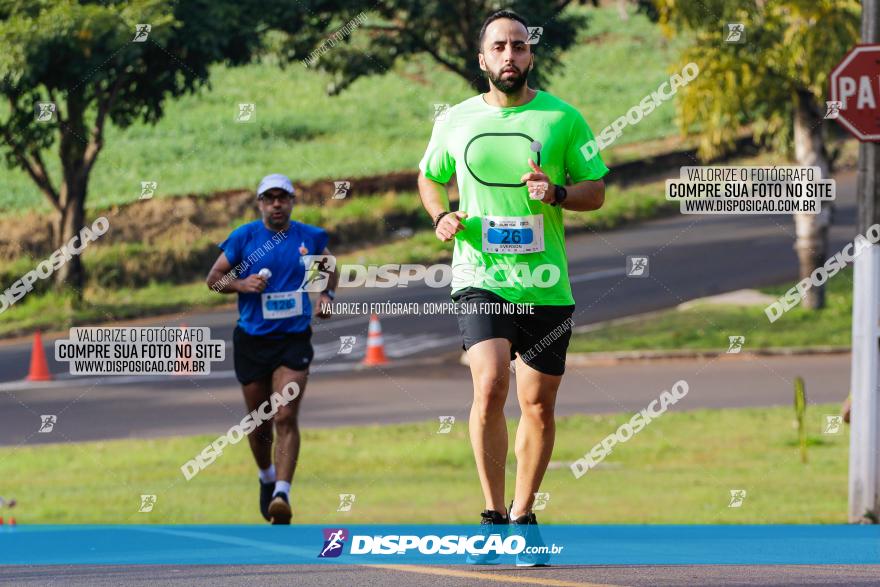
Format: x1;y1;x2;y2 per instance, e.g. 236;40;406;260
551;184;568;207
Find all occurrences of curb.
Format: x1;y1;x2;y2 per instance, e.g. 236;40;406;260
564;346;851;366
459;346;850;368
0;351;467;392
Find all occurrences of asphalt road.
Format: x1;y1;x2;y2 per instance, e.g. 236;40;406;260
0;353;851;445
2;564;879;586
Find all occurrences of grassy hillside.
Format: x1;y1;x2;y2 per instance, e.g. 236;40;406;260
0;6;688;213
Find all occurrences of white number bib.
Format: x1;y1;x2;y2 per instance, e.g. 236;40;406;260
481;215;544;254
261;291;304;319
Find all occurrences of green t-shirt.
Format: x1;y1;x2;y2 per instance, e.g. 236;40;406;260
419;90;609;305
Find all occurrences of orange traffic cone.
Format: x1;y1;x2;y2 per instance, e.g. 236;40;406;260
26;331;53;381
8;517;15;526
362;314;389;366
174;323;192;376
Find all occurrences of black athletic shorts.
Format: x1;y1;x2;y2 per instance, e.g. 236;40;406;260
451;287;575;376
232;326;314;385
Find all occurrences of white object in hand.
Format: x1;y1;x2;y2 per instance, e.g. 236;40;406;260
258;268;272;279
529;181;548;200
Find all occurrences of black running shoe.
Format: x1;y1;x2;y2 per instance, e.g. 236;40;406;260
259;480;274;522
268;492;292;525
510;505;551;567
465;509;508;565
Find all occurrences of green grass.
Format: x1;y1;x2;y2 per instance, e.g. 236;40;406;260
338;230;451;266
0;6;687;213
286;192;432;245
565;179;675;230
0;403;847;524
550;6;691;149
0;191;432;290
569;268;854;353
225;192;428;231
0;282;232;338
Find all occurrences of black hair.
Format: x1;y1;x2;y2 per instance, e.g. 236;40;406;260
478;10;530;52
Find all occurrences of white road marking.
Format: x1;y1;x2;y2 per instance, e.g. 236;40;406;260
568;267;626;283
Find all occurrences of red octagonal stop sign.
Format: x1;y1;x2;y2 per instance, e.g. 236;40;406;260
830;44;880;142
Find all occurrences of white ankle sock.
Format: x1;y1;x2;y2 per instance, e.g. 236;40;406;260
274;480;291;496
259;465;276;484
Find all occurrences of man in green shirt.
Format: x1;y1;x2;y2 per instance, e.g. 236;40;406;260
417;9;608;565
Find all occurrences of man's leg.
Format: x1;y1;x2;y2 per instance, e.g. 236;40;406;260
241;377;273;471
510;356;561;518
467;338;512;514
241;376;277;522
271;365;309;486
264;365;308;524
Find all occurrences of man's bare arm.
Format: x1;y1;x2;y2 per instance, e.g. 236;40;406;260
205;252;265;294
560;179;605;212
417;171;450;220
418;171;467;241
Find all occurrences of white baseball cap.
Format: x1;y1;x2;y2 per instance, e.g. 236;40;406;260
257;173;295;198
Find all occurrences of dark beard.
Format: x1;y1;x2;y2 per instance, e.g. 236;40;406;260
264;214;289;230
487;65;529;94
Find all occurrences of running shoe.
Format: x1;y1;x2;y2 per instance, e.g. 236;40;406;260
510;506;551;567
465;509;508;564
268;492;292;525
259;480;275;522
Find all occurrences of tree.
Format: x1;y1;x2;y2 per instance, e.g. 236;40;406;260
0;0;287;295
287;1;589;95
655;0;860;309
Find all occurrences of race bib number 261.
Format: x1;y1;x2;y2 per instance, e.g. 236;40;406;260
481;215;544;254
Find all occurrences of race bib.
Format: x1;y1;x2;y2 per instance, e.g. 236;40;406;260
261;291;304;319
481;215;544;254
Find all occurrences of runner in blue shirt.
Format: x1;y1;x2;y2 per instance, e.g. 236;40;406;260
207;173;338;524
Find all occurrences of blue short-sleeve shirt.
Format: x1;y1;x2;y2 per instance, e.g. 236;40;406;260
219;220;329;336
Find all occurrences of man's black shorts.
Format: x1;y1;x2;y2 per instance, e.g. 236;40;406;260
451;287;575;376
233;326;314;385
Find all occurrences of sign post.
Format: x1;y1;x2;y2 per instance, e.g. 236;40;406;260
833;0;880;523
